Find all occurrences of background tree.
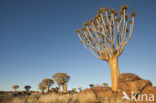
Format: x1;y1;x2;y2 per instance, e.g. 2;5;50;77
78;87;83;92
89;84;95;88
24;85;31;91
53;73;70;93
71;88;77;93
75;5;135;91
12;85;19;93
41;78;54;93
51;87;59;93
103;83;109;87
38;82;46;94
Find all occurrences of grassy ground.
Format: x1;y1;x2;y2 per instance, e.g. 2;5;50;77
0;92;130;103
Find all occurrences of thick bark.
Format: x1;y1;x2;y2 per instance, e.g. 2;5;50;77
108;56;120;91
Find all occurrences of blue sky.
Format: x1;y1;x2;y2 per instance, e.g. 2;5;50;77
0;0;156;91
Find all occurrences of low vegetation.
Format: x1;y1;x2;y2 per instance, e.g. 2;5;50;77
0;92;130;103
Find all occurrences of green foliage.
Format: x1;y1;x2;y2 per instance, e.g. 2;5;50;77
103;83;109;87
38;82;46;92
52;73;70;86
12;85;19;90
24;85;31;91
130;11;136;17
121;5;129;10
41;78;54;87
75;29;80;33
71;88;77;92
89;84;95;88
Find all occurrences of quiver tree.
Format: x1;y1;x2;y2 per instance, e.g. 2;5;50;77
89;84;95;88
52;73;70;93
12;85;19;93
71;88;77;93
41;78;54;93
103;83;109;87
38;82;46;94
24;85;31;92
75;5;135;91
78;87;83;92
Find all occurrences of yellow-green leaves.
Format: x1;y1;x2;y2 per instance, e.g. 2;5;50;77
130;12;136;17
110;8;116;14
42;78;54;87
52;73;70;86
121;5;129;10
75;29;80;33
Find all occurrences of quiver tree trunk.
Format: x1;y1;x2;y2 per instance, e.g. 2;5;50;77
58;85;61;92
62;84;67;93
41;90;44;94
108;56;120;91
46;86;49;93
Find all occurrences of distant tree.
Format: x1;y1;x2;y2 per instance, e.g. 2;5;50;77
38;82;46;94
71;88;77;93
12;85;19;93
24;85;31;91
89;84;95;88
78;87;83;92
52;73;70;93
41;78;54;93
51;87;59;93
103;83;109;87
75;5;136;91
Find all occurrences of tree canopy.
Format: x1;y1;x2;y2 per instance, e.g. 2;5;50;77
12;85;19;90
52;73;70;86
41;78;54;87
24;85;31;91
75;5;135;61
38;82;46;93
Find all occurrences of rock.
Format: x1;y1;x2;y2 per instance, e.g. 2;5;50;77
118;73;152;95
118;73;142;82
118;73;156;102
78;73;156;102
78;87;118;98
140;86;156;102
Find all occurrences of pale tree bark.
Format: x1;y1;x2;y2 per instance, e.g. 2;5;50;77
58;85;61;92
108;55;120;91
76;5;135;91
62;84;67;93
46;86;49;93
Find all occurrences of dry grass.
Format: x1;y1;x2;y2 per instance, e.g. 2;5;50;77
0;92;130;103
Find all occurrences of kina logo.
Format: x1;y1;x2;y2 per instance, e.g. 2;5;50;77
122;91;154;102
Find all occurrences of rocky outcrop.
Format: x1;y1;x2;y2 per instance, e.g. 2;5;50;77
118;73;156;102
78;87;118;98
79;73;156;102
118;73;152;95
